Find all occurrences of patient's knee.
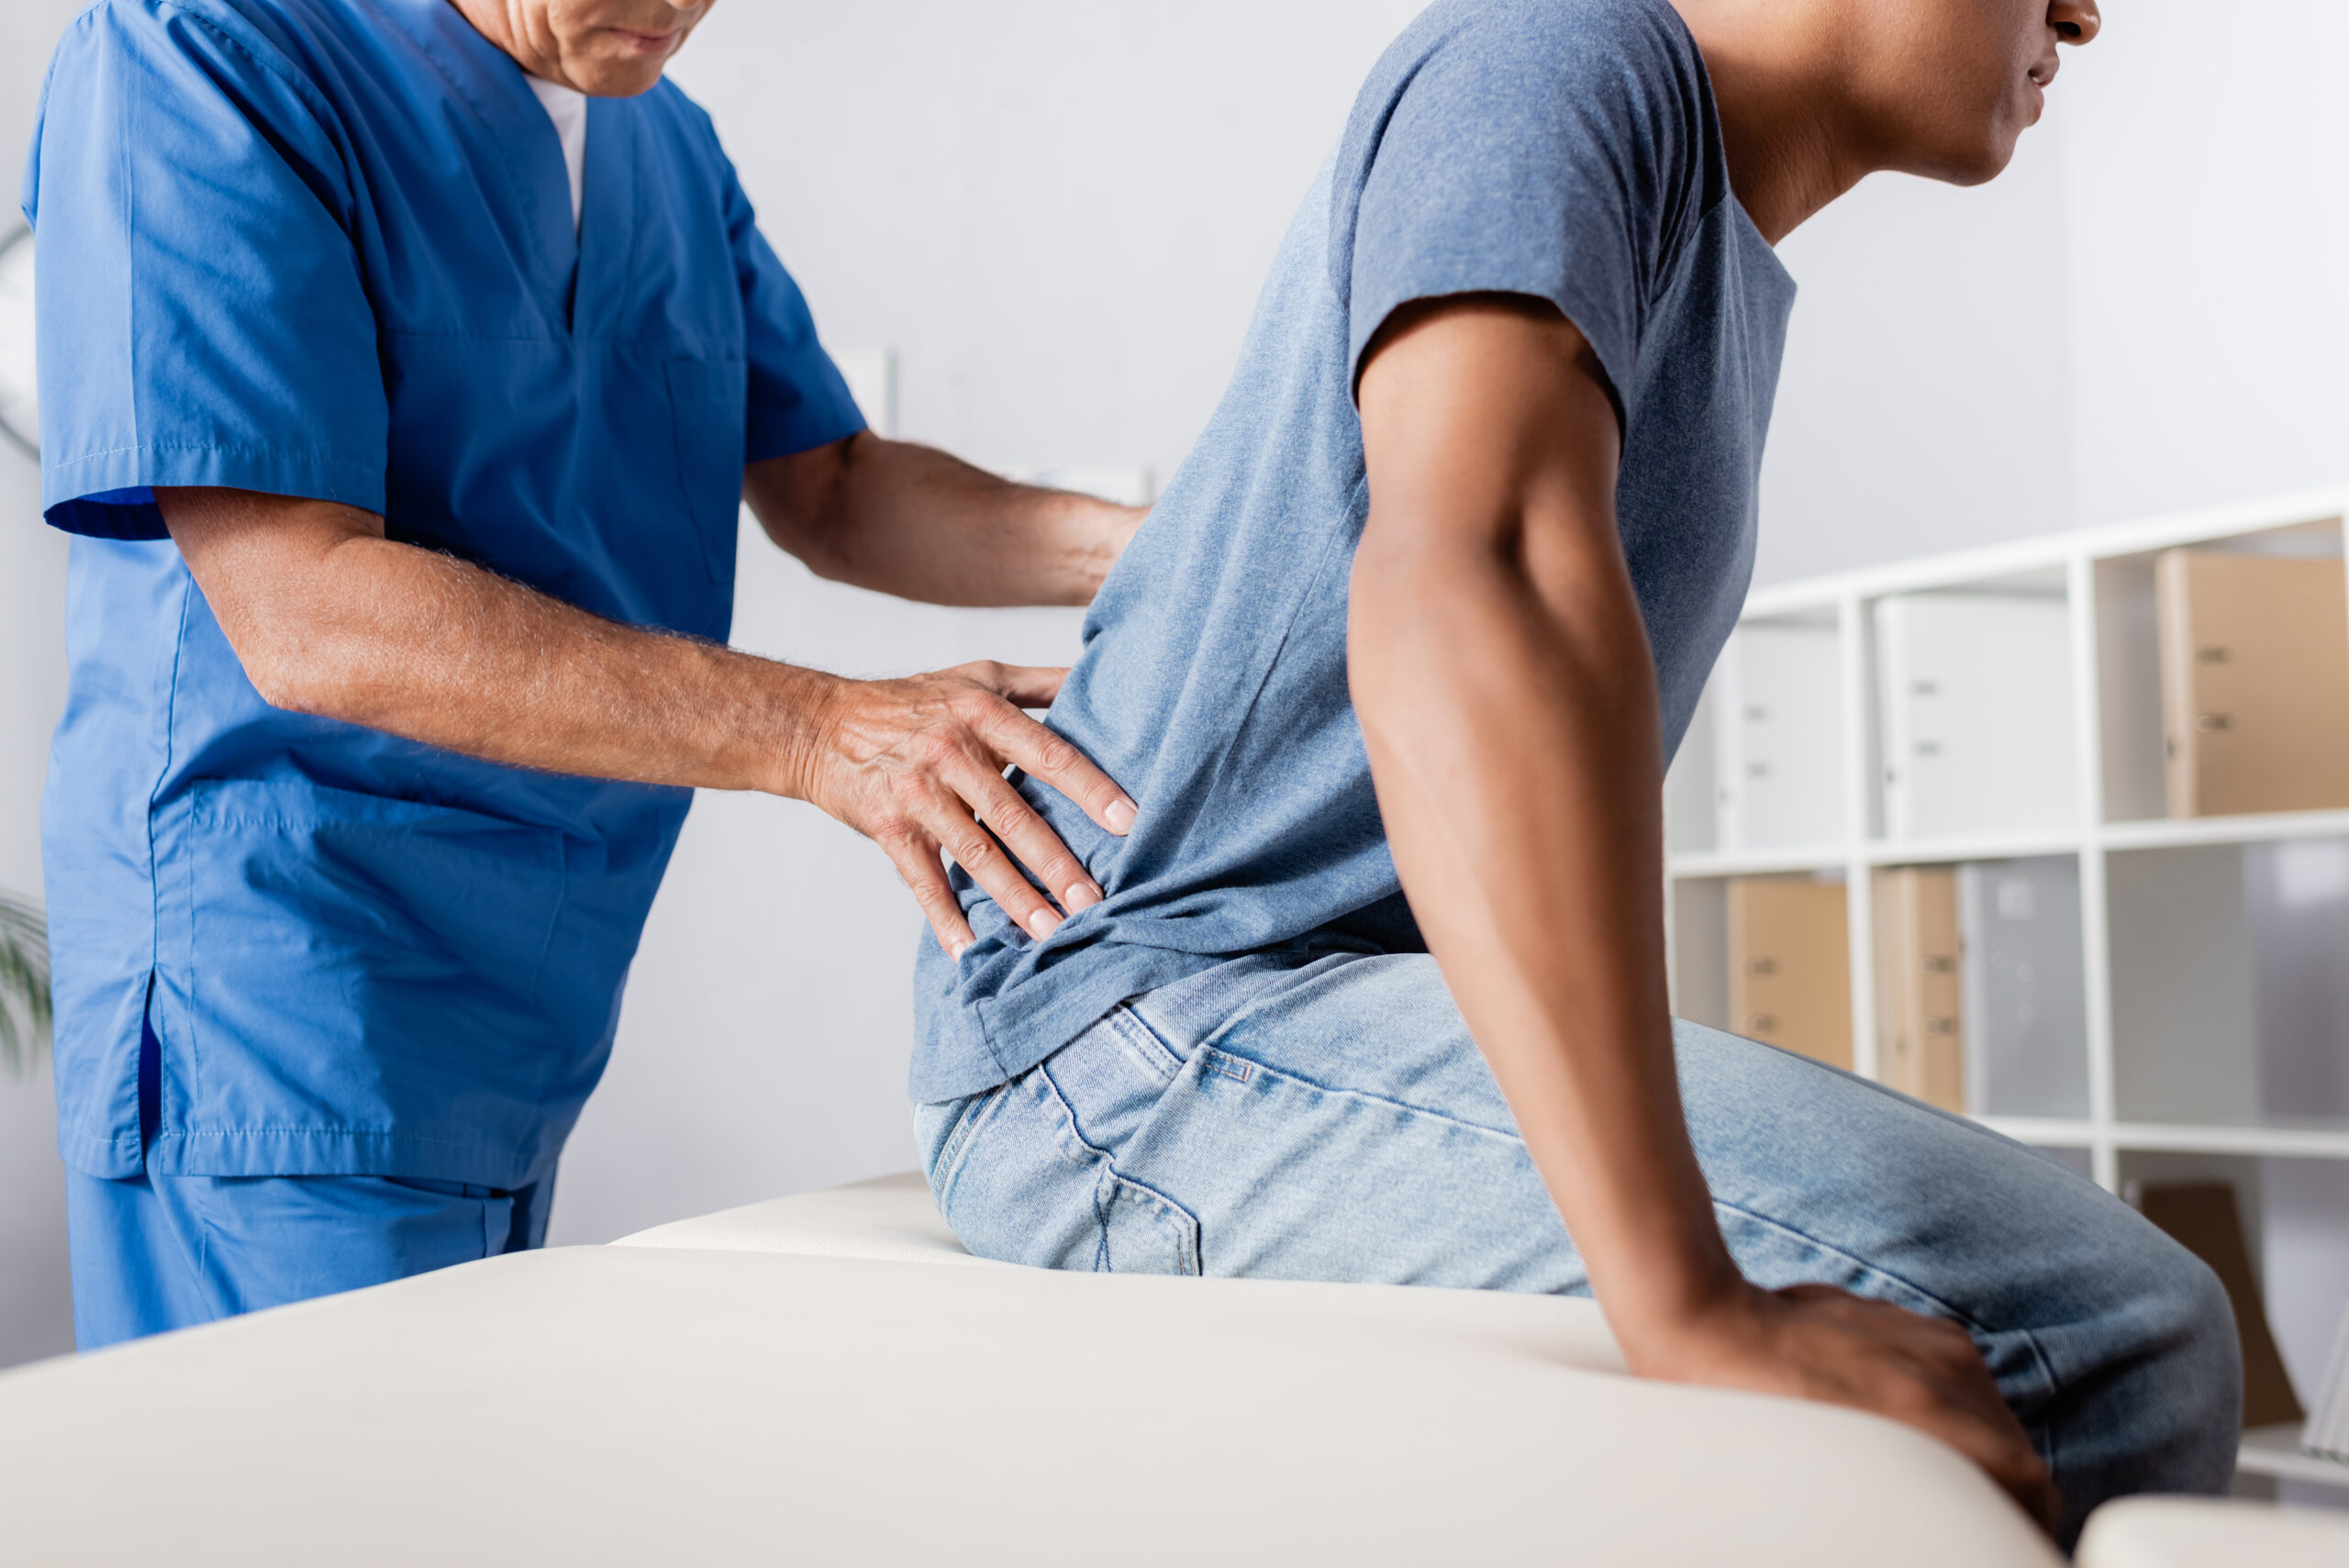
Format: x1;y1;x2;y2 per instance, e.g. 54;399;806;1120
2131;1233;2243;1487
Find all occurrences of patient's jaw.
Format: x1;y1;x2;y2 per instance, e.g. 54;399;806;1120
1842;0;2101;185
447;0;718;96
1671;0;2099;241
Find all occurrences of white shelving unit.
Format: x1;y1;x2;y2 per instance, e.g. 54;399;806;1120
1665;485;2349;1496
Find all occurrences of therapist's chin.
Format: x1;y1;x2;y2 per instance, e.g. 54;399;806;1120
569;32;688;96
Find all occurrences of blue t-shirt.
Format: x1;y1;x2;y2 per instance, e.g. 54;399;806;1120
27;0;863;1183
912;0;1794;1101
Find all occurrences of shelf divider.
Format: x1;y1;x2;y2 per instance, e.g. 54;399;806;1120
1837;592;1879;1083
2068;552;2121;1191
2100;806;2349;851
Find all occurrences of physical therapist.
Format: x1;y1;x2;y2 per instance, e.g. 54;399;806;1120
28;0;1142;1348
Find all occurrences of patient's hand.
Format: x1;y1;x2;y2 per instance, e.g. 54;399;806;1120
792;660;1138;958
1639;1281;2061;1535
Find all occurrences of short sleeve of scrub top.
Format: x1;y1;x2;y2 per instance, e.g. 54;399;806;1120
718;154;866;465
25;1;392;540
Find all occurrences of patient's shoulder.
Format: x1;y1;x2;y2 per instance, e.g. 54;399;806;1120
1331;0;1728;321
1342;0;1721;202
1377;0;1711;107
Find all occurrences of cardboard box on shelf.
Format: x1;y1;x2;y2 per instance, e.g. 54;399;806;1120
1874;867;1965;1113
1728;876;1853;1071
1875;593;2076;840
1958;857;2092;1119
2135;1181;2305;1430
2156;550;2349;817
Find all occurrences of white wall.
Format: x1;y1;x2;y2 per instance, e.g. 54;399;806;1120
2059;0;2349;528
1758;0;2349;580
1757;118;2074;583
0;450;72;1371
0;0;87;1369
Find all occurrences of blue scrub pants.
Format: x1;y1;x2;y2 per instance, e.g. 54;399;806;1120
65;1167;553;1351
64;1022;554;1351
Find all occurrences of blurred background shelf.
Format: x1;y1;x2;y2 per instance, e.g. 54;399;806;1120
1975;1118;2349;1162
1667;847;1850;880
2102;808;2349;851
2238;1424;2349;1489
1666;487;2349;1490
2102;1122;2349;1161
1669;804;2349;875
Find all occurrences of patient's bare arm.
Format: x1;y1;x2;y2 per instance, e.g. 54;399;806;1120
159;486;1136;957
1348;295;2059;1532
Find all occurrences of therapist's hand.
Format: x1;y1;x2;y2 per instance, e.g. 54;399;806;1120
789;661;1137;958
157;486;1135;958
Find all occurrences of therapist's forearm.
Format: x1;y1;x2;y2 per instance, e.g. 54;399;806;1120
747;434;1144;608
160;488;845;795
158;484;1141;958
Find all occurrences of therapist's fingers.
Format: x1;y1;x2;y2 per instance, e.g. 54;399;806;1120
874;820;977;958
795;665;1134;949
952;664;1138;837
898;769;1069;946
950;751;1104;921
965;661;1068;711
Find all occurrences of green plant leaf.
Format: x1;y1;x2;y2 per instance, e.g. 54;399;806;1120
0;889;52;1078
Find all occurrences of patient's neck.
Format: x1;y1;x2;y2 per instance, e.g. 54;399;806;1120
1668;0;1869;245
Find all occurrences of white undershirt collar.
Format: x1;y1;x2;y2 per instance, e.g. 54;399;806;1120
523;73;587;235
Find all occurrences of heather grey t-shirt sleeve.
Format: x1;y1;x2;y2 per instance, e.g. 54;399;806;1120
1334;0;1720;411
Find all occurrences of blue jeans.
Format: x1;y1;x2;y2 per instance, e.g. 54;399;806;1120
917;951;2241;1542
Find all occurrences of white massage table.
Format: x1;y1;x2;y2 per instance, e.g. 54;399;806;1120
0;1173;2338;1565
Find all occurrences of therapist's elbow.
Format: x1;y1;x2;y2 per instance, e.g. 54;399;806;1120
161;486;391;718
184;565;362;717
206;581;376;721
766;517;861;587
746;437;867;586
229;617;356;718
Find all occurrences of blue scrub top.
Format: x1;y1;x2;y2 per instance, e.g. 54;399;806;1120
24;0;863;1185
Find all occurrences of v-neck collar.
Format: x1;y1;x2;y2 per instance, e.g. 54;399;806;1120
386;0;629;339
571;96;637;339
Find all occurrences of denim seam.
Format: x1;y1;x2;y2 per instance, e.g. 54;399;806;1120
1708;1192;2062;1404
1200;1049;1254;1084
1035;1059;1201;1275
930;1084;1010;1207
181;1177;225;1321
1192;1042;1524;1144
1105;1006;1185;1081
1203;1039;2064;1408
1718;1052;2069;1418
